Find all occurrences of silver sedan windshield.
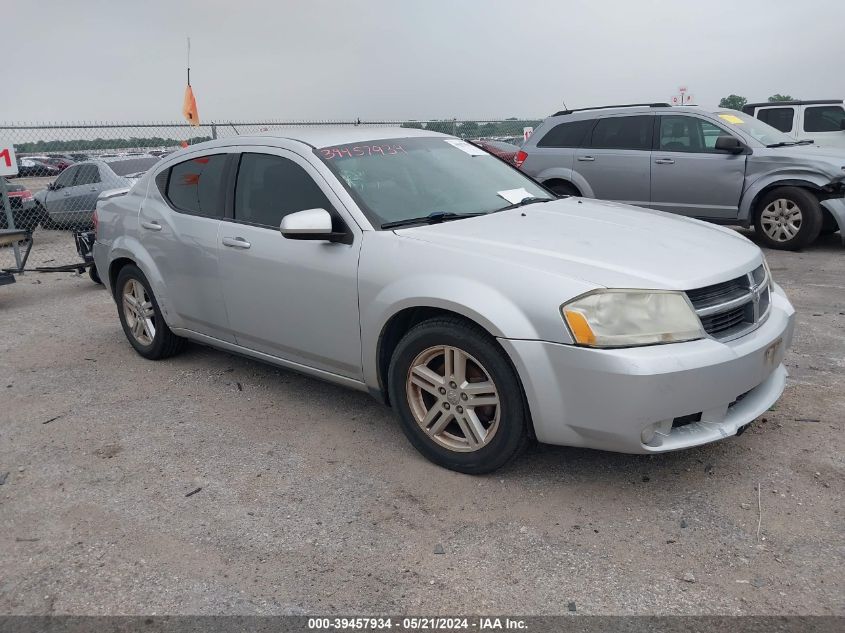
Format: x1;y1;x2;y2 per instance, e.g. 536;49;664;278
315;137;551;227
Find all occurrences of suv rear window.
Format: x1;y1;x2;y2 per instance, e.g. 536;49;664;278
756;107;794;133
587;116;653;151
536;120;592;148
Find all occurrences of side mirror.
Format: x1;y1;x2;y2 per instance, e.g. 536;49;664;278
715;135;746;154
280;208;344;242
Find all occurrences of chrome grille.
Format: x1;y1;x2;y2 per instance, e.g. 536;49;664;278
686;265;770;341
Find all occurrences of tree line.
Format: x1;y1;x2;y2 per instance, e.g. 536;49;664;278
718;94;796;110
14;136;213;153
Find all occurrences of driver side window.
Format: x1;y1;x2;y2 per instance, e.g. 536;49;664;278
659;116;732;154
53;165;78;188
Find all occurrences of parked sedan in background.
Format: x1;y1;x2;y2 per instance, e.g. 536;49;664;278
42;156;75;171
94;128;794;473
0;178;38;230
15;157;61;178
469;139;521;163
35;156;160;229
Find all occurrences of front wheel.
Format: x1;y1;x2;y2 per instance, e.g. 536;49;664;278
115;264;185;360
388;317;528;474
754;187;822;250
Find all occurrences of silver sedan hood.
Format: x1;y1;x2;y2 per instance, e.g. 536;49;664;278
395;198;763;290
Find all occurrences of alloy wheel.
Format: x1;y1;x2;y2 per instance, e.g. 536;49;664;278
405;345;500;452
760;198;803;242
122;279;156;346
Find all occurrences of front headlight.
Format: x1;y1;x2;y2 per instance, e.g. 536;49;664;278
561;290;705;348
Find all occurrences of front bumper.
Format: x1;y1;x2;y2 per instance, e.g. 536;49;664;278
820;197;845;244
499;283;795;453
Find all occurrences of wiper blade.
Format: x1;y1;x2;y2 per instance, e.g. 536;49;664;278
765;140;809;148
495;196;553;212
381;211;485;229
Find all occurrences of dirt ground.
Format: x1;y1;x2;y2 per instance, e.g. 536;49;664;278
0;229;842;615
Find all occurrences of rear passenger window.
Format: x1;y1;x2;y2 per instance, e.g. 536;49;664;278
756;107;794;133
536;120;592;148
234;153;333;228
165;154;228;217
588;116;653;151
803;105;845;132
74;164;101;186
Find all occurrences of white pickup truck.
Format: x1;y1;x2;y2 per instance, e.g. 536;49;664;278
742;100;845;149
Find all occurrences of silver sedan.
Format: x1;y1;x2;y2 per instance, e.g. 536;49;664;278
93;128;795;473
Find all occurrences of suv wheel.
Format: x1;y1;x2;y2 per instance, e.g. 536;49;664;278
547;181;580;197
388;317;528;474
115;264;185;360
754;187;822;250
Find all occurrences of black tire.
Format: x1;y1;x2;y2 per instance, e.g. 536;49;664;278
753;187;823;250
546;181;580;197
88;264;103;285
114;264;186;360
388;316;528;474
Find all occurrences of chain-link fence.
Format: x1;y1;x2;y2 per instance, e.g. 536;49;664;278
0;118;540;277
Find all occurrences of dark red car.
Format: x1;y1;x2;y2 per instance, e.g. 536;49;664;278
468;139;522;164
43;156;75;171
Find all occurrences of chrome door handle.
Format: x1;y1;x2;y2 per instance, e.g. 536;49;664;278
140;220;162;231
655;158;675;164
222;236;251;249
577;156;596;162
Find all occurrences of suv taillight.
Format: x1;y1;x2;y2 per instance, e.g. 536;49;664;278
515;150;528;169
92;208;99;236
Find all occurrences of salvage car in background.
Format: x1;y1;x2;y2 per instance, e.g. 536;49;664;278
469;139;521;163
94;128;794;473
35;156;160;229
15;157;61;178
518;104;845;249
0;178;38;230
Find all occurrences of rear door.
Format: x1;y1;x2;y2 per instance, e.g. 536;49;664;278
67;163;102;221
573;115;653;205
139;151;235;341
799;104;845;148
649;114;746;220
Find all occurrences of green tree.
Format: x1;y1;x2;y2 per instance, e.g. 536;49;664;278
457;121;479;138
425;120;455;135
768;94;795;102
718;94;747;110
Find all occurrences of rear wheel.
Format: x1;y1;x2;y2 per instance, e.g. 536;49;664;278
388;317;528;474
754;187;822;250
115;265;185;360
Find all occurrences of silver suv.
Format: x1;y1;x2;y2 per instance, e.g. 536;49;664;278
94;128;794;473
518;103;845;250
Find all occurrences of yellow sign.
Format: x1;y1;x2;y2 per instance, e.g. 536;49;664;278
719;114;744;124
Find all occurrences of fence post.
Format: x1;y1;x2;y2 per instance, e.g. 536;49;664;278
0;178;23;272
211;123;217;140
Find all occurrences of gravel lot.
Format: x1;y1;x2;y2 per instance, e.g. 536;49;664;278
0;229;842;615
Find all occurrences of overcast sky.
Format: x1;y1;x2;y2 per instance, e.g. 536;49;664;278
2;0;843;122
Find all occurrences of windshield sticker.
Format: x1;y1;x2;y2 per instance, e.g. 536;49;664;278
444;139;488;156
718;114;744;124
497;187;535;205
319;144;407;160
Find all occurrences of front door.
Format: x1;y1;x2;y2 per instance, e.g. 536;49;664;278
65;163;102;224
573;114;653;206
650;114;746;220
217;149;363;380
43;165;79;224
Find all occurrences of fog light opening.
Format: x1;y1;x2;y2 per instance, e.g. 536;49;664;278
641;419;673;447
